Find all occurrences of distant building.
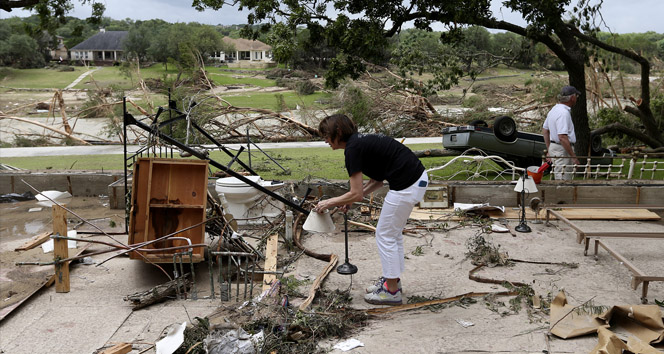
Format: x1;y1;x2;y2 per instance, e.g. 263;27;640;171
211;37;275;68
49;35;69;61
70;29;128;63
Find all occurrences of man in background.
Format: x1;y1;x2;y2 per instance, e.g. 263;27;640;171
542;85;581;180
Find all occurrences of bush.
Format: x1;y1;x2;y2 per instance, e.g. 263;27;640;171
57;66;75;72
14;135;51;147
295;80;317;95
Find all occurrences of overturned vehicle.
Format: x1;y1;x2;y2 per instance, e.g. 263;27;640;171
442;116;610;168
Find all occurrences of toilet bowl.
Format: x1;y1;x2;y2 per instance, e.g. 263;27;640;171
215;175;285;225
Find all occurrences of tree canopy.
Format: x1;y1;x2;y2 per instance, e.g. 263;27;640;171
194;0;663;151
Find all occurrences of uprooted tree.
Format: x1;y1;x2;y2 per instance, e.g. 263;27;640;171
193;0;664;154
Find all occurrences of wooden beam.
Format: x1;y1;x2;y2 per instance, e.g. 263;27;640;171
100;343;132;354
262;233;279;292
14;231;52;251
53;205;69;293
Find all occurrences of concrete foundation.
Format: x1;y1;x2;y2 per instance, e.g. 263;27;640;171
1;171;662;210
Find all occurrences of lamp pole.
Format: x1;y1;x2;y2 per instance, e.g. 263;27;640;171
515;171;532;233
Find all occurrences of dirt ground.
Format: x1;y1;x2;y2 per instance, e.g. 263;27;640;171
0;197;663;353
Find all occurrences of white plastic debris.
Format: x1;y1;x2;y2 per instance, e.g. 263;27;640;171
35;190;72;207
156;322;187;354
205;328;262;354
41;230;78;253
28;208;42;212
491;224;509;233
333;338;364;351
455;319;475;328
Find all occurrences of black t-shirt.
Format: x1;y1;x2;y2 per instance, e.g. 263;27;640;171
344;133;425;191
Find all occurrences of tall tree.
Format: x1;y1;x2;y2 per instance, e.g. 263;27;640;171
193;0;664;152
1;0;105;30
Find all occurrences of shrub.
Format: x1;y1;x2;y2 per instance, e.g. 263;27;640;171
295;80;316;95
14;135;50;147
57;66;75;72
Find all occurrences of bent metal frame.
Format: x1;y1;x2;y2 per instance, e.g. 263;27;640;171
545;205;664;303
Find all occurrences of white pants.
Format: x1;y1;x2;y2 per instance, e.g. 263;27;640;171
549;143;574;181
375;171;428;279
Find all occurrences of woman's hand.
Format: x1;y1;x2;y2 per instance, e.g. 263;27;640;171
314;199;333;213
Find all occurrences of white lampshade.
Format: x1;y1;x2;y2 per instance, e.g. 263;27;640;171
514;176;538;193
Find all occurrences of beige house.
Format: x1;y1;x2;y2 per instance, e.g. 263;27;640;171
49;35;69;61
210;37;275;68
70;29;128;63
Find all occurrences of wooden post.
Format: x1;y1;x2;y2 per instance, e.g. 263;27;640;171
53;204;70;293
262;233;278;292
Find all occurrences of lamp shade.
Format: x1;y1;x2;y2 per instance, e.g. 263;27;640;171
514;176;538;193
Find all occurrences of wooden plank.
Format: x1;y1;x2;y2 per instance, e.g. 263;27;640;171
14;231;52;251
100;343;132;354
414;206;660;221
489;208;660;220
53;205;69;293
262;233;279;292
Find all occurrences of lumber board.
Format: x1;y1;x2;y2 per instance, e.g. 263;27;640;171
412;207;660;221
262;233;279;292
14;232;52;251
100;343;132;354
53;205;69;293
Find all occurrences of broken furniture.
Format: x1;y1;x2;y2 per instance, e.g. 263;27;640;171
128;158;208;263
545;205;664;303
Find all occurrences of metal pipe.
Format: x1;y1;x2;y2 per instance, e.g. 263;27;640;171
124;112;308;214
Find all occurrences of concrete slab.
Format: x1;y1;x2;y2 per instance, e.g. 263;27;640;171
1;197;663;354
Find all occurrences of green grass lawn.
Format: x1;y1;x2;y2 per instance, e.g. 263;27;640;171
0;143;448;180
2;145;662;181
221;91;332;110
0;67;89;89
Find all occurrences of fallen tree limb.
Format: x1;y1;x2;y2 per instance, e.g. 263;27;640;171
0;115;90;145
413;149;461;158
124;275;192;310
366;290;518;315
293;213;338;311
299;255;338;312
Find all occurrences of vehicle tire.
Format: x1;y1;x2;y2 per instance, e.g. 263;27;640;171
468;119;488;128
590;133;603;155
493;116;518;143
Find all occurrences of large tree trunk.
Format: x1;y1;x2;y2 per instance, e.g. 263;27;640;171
557;27;592;158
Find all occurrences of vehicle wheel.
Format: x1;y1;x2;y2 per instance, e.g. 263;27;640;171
493;116;518;143
468;119;488;128
590;133;603;155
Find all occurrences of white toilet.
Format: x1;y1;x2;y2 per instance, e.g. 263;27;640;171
215;175;285;225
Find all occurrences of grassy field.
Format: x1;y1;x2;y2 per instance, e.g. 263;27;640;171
0;143;454;180
1;66;89;89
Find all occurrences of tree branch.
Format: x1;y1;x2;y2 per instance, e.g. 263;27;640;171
0;0;40;11
591;122;662;149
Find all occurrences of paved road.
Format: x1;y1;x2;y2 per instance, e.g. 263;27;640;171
0;137;443;157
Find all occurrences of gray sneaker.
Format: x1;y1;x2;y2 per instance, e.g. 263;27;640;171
364;287;402;306
365;277;402;293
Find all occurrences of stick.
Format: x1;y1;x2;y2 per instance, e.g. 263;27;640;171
0;115;90;144
548;295;597;333
298;254;338;312
366;291;518;314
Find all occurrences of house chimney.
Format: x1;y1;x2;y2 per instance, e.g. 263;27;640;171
99;28;105;33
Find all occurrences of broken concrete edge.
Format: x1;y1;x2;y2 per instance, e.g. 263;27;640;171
2;171;663;210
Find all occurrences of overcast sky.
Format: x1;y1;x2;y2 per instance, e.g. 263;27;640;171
2;0;663;34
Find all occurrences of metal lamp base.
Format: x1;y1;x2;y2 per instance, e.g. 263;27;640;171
515;222;532;233
337;262;358;275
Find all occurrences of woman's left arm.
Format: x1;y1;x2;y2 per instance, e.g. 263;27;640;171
314;172;364;212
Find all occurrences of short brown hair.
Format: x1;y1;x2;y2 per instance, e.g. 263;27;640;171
318;114;357;143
